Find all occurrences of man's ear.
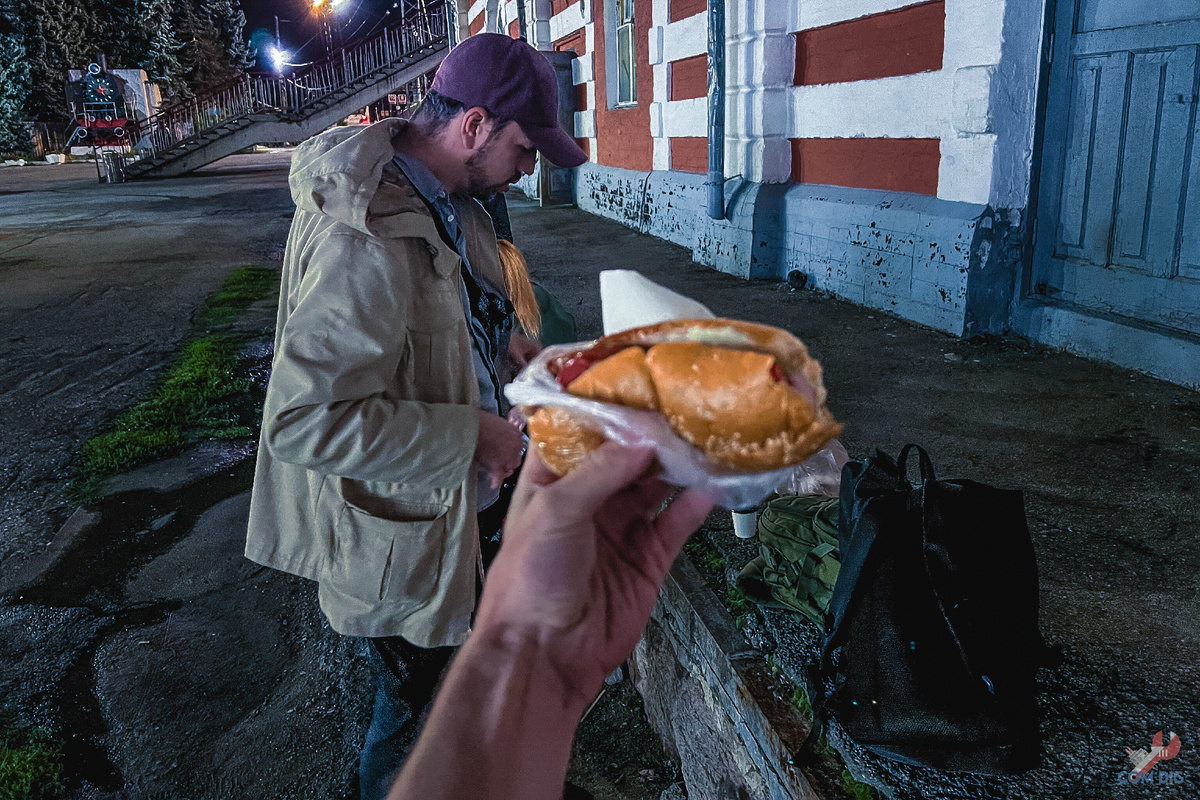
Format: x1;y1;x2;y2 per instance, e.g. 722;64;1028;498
459;107;491;151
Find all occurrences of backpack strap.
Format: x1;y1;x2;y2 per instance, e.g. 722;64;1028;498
819;450;904;676
897;442;936;484
917;476;978;680
819;446;962;682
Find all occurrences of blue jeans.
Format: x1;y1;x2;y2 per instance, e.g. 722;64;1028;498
358;636;455;800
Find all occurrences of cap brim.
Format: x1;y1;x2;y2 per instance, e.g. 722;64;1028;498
525;124;588;168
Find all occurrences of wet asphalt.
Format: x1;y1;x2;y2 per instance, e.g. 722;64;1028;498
0;153;1197;799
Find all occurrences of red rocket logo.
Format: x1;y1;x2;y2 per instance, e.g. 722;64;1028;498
1125;731;1181;780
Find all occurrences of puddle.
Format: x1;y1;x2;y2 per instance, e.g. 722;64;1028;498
13;457;255;614
6;453;256;793
48;605;175;793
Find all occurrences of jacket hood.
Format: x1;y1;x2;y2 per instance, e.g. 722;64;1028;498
289;119;431;239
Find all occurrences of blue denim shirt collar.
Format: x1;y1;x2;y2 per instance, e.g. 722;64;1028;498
391;150;448;206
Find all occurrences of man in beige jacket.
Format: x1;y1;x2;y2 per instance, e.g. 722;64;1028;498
245;34;586;800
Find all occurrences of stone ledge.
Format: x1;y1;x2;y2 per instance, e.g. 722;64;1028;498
629;554;818;800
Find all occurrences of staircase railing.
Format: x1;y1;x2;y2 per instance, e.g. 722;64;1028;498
132;0;447;158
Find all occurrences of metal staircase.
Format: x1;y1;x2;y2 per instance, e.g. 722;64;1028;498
124;3;448;179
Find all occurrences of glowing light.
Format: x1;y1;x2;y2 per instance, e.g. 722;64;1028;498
269;45;292;72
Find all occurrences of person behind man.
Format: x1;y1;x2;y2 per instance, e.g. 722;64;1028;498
388;443;715;799
243;33;587;800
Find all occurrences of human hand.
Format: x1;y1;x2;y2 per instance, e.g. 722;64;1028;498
475;409;525;489
474;444;714;701
507;331;542;370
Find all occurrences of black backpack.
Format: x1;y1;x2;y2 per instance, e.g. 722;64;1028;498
820;445;1043;773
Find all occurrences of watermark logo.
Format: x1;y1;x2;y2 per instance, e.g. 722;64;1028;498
1125;730;1181;784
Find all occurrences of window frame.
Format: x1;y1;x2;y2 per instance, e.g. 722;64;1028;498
608;0;638;107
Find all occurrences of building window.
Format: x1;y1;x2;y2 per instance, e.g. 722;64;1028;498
615;0;637;105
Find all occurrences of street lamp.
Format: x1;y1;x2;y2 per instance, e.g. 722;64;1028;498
272;16;292;73
313;0;350;56
268;45;292;73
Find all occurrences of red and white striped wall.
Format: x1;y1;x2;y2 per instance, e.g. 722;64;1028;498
460;0;1047;339
463;0;1041;209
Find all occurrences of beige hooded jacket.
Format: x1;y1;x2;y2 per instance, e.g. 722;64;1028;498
245;119;505;647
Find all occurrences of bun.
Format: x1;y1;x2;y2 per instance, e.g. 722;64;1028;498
527;405;608;477
528;318;841;476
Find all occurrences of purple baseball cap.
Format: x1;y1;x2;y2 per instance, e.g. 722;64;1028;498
431;33;587;168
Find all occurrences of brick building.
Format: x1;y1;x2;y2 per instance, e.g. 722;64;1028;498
455;0;1200;390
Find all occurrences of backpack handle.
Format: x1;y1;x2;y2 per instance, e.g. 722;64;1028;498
897;443;936;485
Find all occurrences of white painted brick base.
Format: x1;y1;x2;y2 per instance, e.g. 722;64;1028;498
575;162;989;336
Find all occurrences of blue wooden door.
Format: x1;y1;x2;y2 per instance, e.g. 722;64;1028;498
1034;0;1200;336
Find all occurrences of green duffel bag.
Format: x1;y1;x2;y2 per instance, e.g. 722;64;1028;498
530;282;578;346
737;494;840;627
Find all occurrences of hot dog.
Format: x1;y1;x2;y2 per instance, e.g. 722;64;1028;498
524;318;842;476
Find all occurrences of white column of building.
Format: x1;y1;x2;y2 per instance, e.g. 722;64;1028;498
941;0;1044;210
529;0;554;48
584;7;597;159
453;0;474;43
723;0;791;183
985;0;1045;212
549;2;596;158
648;0;669;169
939;0;1006;204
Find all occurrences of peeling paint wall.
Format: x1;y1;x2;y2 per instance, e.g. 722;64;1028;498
777;185;985;333
576;162;1012;337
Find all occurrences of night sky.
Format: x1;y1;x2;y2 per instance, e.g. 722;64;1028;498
241;0;402;67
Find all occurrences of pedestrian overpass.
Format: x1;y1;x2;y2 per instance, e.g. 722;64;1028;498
124;6;448;179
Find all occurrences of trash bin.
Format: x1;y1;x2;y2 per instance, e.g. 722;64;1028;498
103;152;125;183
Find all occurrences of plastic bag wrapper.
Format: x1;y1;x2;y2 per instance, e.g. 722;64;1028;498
505;342;845;510
776;438;850;498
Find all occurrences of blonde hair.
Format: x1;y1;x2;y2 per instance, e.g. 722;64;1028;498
497;238;541;340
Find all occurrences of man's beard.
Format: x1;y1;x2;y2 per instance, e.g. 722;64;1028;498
465;139;518;200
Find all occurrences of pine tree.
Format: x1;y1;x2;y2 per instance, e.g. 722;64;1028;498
9;0;253;122
18;0;88;121
94;0;142;71
134;0;184;98
206;0;253;73
0;29;34;153
173;0;236;93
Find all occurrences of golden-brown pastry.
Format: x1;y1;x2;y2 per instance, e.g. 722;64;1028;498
526;318;841;476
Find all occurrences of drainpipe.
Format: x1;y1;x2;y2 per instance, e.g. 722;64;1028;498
706;0;725;219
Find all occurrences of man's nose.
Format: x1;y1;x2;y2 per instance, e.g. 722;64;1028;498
520;152;537;176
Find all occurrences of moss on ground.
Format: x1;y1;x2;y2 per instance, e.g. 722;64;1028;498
198;265;279;328
791;684;814;719
79;336;249;484
725;584;753;619
0;723;64;800
841;769;877;800
75;265;277;499
683;535;726;577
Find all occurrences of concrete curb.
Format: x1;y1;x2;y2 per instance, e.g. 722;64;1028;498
630;554;818;800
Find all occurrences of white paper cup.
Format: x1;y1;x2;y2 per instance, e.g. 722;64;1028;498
731;510;758;539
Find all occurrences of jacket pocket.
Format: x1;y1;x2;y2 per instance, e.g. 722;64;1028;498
403;288;470;404
329;480;449;606
408;287;460;333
